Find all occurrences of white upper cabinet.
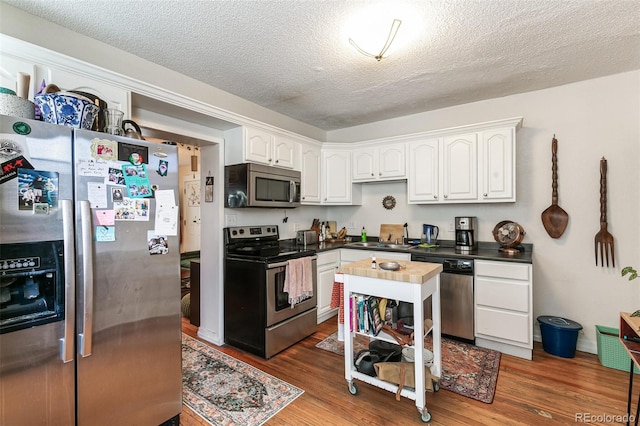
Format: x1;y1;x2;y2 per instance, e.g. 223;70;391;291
45;67;130;119
408;138;439;203
407;118;521;204
300;142;321;204
479;127;515;201
225;126;299;170
352;143;406;182
408;134;477;203
442;133;478;201
245;126;273;164
322;149;361;204
271;134;297;169
0;53;130;119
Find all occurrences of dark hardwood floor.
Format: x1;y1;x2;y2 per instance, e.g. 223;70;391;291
180;316;633;425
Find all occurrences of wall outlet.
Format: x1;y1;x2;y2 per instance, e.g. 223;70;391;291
225;214;237;226
346;221;355;229
294;223;301;231
448;221;455;232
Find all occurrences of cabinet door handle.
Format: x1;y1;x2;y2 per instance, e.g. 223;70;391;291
275;159;279;163
379;172;382;176
444;194;448;199
433;195;438;199
371;173;374;176
483;193;488;197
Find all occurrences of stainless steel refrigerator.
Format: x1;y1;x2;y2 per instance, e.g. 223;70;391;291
0;114;182;425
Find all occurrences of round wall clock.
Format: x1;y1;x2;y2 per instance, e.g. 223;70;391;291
382;195;396;210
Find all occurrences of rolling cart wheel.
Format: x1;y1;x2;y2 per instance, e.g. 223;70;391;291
348;382;358;395
420;410;432;423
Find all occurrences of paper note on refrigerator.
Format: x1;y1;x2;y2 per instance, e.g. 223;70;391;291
154;189;176;208
155;204;178;235
87;182;108;209
153;190;177;234
94;209;115;226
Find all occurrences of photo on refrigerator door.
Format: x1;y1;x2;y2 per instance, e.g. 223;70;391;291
17;169;58;211
0;135;34;184
147;230;169;255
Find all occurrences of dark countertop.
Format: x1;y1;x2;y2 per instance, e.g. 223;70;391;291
306;239;533;264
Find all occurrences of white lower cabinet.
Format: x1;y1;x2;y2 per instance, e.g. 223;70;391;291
317;250;340;323
474;260;533;359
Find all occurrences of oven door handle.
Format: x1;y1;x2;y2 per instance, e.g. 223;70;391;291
268;255;318;269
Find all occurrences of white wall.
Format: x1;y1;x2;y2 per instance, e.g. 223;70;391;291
324;71;640;353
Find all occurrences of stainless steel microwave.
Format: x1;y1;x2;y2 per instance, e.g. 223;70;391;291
225;163;301;208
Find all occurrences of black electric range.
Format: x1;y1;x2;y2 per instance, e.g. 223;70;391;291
223;225;318;359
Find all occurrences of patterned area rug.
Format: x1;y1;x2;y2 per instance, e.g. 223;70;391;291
182;334;304;425
316;331;501;403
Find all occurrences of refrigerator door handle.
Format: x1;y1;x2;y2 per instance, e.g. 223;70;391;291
78;200;94;357
59;199;75;363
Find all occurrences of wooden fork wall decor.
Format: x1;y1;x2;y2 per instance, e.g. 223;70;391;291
594;157;615;267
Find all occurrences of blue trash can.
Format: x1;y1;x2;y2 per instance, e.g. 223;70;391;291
538;316;583;358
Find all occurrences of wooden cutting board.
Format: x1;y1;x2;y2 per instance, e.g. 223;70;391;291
379;224;405;243
339;258;443;284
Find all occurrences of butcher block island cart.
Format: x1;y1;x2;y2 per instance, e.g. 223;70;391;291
336;258;443;423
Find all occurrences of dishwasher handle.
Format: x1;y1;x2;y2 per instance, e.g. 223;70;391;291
411;255;474;274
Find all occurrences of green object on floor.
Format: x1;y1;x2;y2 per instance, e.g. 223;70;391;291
596;325;640;373
181;293;191;318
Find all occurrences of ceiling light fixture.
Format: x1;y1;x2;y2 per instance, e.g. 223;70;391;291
349;18;402;61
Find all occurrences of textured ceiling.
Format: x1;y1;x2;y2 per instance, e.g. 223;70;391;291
4;0;640;131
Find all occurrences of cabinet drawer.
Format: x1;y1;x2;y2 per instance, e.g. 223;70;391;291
317;250;340;266
476;307;530;344
476;277;529;312
475;260;530;280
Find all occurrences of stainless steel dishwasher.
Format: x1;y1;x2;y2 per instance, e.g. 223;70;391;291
411;254;475;342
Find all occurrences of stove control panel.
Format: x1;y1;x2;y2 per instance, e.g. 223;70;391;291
226;225;279;240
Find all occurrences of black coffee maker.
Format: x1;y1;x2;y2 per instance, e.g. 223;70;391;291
455;216;477;252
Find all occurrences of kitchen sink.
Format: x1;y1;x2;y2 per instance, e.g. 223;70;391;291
348;242;387;248
346;242;415;250
384;244;414;249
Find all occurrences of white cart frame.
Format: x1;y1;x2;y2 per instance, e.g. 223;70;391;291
336;271;441;423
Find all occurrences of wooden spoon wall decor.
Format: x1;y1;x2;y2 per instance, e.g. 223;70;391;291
541;136;569;238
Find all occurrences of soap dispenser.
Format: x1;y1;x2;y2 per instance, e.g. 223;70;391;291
361;227;367;242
